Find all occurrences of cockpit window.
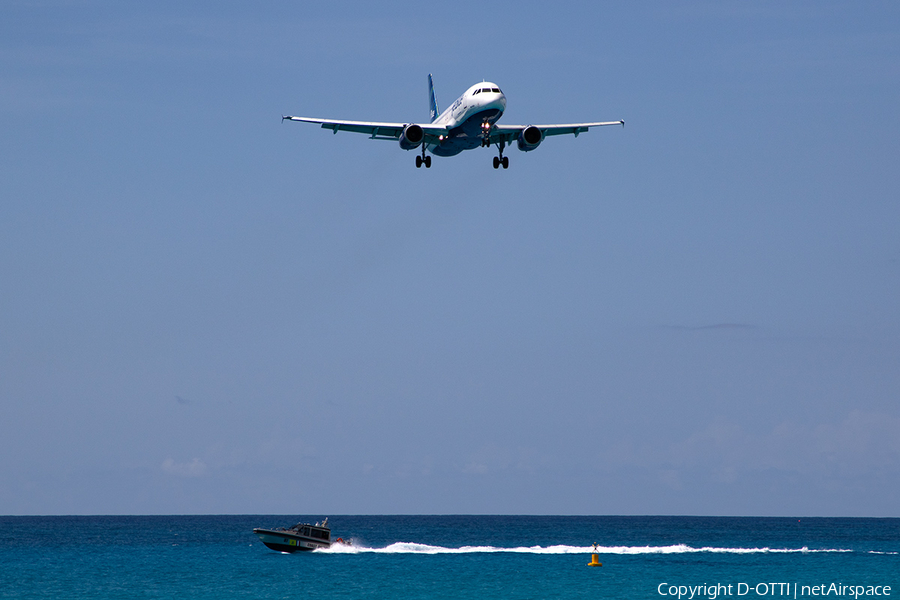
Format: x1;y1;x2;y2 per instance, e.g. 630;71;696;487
492;87;500;93
473;89;480;95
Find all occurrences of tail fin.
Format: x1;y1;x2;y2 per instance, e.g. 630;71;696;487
428;73;439;122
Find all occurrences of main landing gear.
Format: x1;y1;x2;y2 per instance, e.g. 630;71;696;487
493;139;509;169
416;145;431;168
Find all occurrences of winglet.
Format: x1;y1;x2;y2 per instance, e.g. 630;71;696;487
428;74;439;122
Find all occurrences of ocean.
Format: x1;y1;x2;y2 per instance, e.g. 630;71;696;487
1;516;896;599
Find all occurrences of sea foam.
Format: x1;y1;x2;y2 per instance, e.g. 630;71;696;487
319;542;852;555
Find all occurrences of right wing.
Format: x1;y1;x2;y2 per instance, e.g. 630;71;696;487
488;120;625;146
282;116;449;141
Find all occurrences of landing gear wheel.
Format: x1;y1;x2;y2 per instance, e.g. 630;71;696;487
417;145;431;168
493;139;507;169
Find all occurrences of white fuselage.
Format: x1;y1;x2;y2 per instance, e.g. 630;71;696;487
428;82;507;157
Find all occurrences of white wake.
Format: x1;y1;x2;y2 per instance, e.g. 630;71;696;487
319;542;852;555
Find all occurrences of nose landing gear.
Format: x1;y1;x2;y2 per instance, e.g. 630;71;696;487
481;120;492;148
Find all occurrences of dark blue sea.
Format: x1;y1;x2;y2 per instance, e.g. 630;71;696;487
1;516;897;599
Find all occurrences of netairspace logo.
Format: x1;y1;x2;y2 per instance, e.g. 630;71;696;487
658;583;892;600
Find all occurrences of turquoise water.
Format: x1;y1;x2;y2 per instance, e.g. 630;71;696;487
1;516;897;599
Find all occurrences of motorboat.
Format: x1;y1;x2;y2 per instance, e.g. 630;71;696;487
253;518;334;552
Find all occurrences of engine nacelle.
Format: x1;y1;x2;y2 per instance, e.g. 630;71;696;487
399;124;424;150
517;125;543;152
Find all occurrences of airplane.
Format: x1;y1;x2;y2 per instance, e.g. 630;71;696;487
282;74;624;169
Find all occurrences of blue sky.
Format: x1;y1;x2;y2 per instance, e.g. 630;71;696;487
1;1;898;516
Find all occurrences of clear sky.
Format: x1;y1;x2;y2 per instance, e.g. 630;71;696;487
2;1;898;516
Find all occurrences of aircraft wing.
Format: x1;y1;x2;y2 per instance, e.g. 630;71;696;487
489;120;624;145
282;116;449;141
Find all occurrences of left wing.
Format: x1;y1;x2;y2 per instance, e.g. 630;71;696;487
488;120;625;145
282;116;449;141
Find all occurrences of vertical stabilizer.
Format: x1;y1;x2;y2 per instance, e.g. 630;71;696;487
428;73;439;122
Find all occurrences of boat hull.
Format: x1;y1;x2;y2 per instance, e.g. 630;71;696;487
253;528;331;553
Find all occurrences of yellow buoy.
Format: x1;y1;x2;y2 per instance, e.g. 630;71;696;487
588;543;602;567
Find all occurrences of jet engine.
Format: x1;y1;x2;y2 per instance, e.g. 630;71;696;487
399;124;424;149
517;125;543;152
